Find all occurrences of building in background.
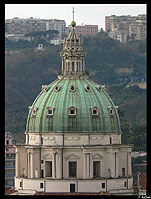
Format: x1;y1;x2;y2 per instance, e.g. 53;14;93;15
137;173;146;195
67;24;98;37
5;17;66;38
50;37;64;45
5;132;16;188
105;14;146;43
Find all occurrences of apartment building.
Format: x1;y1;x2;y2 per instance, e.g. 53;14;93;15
5;132;16;188
67;24;98;37
46;19;66;36
5;17;66;37
105;14;146;43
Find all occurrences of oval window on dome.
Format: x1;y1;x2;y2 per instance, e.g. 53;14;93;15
54;85;60;92
98;85;102;92
70;85;76;92
43;85;48;92
91;107;99;116
85;85;91;92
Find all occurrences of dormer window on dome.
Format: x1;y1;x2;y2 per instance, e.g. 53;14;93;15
32;107;37;117
91;107;99;116
109;107;114;116
68;106;76;117
46;107;54;117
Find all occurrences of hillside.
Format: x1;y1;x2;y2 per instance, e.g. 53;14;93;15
5;33;146;150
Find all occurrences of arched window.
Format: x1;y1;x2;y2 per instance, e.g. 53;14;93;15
72;62;74;71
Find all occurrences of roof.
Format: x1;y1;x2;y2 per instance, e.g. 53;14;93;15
26;77;121;134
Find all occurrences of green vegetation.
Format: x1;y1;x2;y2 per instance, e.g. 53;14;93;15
5;32;146;151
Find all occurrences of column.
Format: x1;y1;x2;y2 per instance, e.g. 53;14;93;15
27;152;30;178
115;152;117;177
80;60;82;71
83;59;85;72
83;154;87;179
62;59;64;71
116;152;119;177
89;153;93;178
52;152;56;178
30;152;34;178
16;151;20;177
86;153;90;178
56;151;62;179
128;152;132;176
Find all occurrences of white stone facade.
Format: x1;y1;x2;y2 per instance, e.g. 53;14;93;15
14;132;133;194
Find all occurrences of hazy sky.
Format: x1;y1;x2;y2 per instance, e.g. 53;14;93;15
5;4;146;30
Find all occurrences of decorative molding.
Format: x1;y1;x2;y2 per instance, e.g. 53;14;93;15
92;153;103;160
43;136;56;141
29;136;36;140
64;136;80;141
90;136;103;141
43;136;57;144
43;153;53;159
65;153;80;160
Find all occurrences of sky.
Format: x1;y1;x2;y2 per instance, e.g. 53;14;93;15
5;4;146;30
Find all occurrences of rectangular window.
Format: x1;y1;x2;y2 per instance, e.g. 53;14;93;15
93;161;100;178
40;183;43;188
122;168;125;176
20;181;22;187
69;161;77;177
102;183;105;188
6;147;9;151
70;183;75;192
45;161;52;177
41;137;43;145
41;170;44;178
6;140;9;145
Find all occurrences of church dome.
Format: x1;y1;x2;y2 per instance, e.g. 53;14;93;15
26;78;121;133
26;17;121;134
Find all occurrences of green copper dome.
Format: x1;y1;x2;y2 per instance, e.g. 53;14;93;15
26;78;121;133
26;16;121;134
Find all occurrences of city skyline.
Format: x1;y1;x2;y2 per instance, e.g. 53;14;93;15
5;4;146;30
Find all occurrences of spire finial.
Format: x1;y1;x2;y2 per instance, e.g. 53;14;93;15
73;7;74;21
71;7;76;29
